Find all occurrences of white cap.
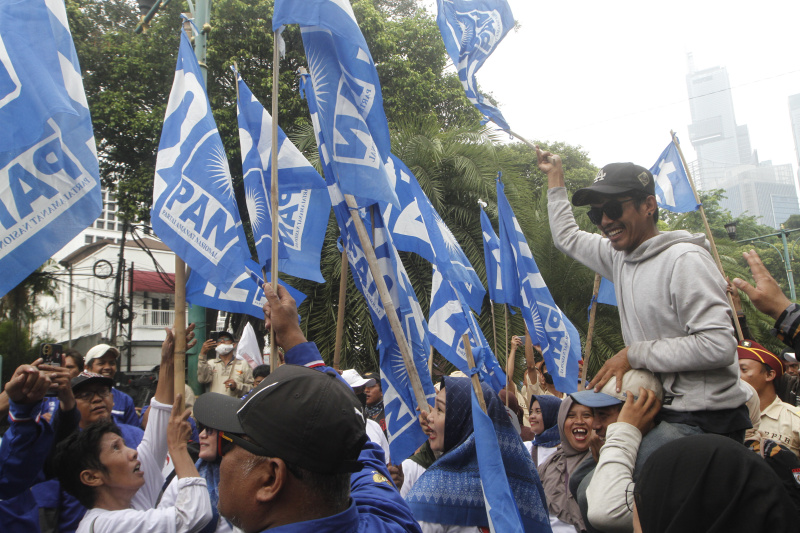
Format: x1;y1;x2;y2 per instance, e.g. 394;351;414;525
571;369;663;407
84;344;120;366
341;369;375;389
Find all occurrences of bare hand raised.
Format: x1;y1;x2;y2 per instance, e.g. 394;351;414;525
536;146;564;187
263;283;307;352
617;387;661;436
732;250;792;319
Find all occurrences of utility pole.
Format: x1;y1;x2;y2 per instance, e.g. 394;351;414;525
110;221;128;346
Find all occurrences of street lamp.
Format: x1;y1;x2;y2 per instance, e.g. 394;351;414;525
727;221;800;300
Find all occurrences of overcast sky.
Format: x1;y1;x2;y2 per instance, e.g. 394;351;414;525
421;0;800;178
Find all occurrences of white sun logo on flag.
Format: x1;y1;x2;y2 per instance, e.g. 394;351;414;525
434;213;460;255
245;186;268;235
209;143;234;199
387;344;410;387
306;40;333;124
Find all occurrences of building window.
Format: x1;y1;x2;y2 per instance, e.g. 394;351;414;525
96;220;104;229
85;235;93;244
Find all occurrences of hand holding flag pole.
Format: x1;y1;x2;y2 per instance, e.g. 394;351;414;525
269;32;281;368
463;334;487;414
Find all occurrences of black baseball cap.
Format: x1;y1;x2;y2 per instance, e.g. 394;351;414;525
193;364;366;474
572;163;655;206
217;331;234;341
70;371;114;391
362;371;381;388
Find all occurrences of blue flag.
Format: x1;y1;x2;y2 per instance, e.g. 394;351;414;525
650;140;700;213
235;68;330;283
436;0;514;130
301;72;436;462
429;266;506;391
273;0;399;208
588;276;617;321
471;386;526;532
151;31;252;293
480;204;510;305
382;156;486;310
186;259;306;320
496;179;581;393
0;0;102;298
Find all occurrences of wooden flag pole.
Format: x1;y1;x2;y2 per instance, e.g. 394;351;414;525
489;301;498;361
504;304;509;365
670;131;743;342
463;333;487;413
173;257;187;411
428;346;435;380
269;31;281;367
333;250;348;370
582;273;602;387
344;194;430;412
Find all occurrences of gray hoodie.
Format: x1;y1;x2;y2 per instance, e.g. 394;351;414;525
548;187;748;413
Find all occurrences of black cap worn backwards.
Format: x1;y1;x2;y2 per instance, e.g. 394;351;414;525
70;372;114;391
193;364;367;474
572;162;655;206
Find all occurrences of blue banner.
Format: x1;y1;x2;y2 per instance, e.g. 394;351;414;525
186;258;306;320
0;0;102;298
480;204;509;305
496;179;581;393
235;68;329;283
152;31;252;293
650;140;700;213
274;0;399;208
429;265;506;391
436;0;514;129
301;72;436;462
471;386;526;532
382;156;485;310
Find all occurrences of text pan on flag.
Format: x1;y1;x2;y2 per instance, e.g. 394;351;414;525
650;140;700;213
436;0;514;130
429;265;506;392
382;155;485;311
496;179;581;394
0;0;102;298
235;68;329;283
301;72;436;462
152;31;252;293
186;258;306;321
274;0;399;208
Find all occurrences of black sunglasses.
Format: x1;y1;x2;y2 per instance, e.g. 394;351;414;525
218;430;273;457
587;198;635;225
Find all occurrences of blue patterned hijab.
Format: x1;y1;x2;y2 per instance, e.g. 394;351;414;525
530;394;562;448
406;377;551;531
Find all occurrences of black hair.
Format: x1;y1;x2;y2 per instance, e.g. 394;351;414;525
64;349;85;372
253;364;271;380
55;420;121;508
631;192;659;223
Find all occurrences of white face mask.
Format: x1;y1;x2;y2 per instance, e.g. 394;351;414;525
215;344;234;356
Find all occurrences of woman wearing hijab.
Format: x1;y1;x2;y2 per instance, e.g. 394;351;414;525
634;433;800;533
525;394;563;467
406;377;551;532
538;396;594;533
159;413;234;532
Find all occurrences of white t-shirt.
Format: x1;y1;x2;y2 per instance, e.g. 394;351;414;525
366;419;391;464
76;399;212;533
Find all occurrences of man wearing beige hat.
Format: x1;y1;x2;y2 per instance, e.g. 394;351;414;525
84;343;139;426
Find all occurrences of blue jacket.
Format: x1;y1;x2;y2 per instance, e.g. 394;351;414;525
0;399;54;532
259;441;420;533
111;387;140;427
265;342;421;533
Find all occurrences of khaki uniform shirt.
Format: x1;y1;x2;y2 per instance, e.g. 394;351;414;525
760;395;800;458
197;356;254;398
